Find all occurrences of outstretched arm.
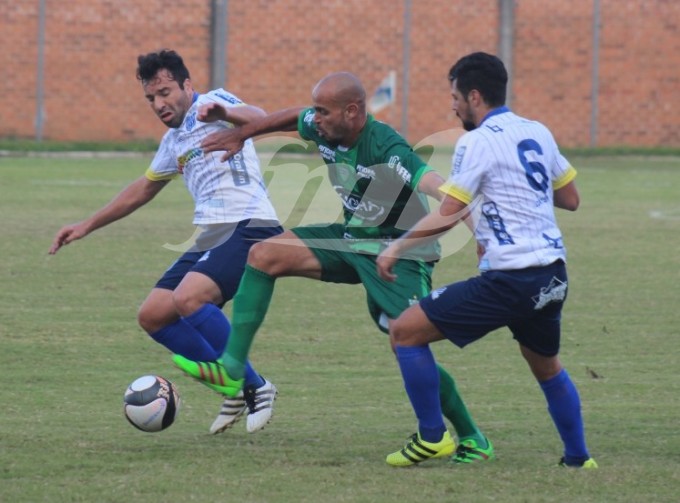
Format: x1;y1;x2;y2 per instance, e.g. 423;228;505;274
416;170;446;202
49;176;167;254
200;106;305;162
198;102;267;127
376;195;468;281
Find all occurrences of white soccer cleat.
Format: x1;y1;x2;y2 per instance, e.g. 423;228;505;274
245;379;278;433
209;391;247;434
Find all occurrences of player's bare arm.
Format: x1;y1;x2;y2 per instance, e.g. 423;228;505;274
553;181;580;211
201;106;305;162
416;170;446;201
49;176;167;255
417;170;482;259
377;195;468;281
197;102;266;126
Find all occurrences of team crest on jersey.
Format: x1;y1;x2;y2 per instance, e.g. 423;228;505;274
185;111;197;132
532;277;567;310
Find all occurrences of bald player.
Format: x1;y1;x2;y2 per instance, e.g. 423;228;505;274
173;71;496;463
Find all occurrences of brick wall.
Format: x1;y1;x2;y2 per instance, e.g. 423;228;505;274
1;0;678;147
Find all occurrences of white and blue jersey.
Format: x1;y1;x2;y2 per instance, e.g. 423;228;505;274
440;106;576;272
146;89;279;225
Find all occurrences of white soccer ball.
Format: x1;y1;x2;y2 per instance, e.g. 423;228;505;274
123;375;180;432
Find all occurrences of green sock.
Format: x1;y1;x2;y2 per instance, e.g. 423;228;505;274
437;363;488;447
221;265;275;379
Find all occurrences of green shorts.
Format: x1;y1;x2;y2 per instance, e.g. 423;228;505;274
291;223;434;333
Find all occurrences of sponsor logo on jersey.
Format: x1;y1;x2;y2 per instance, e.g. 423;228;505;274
542;233;564;249
229;152;250;186
177;147;203;174
336;188;385;221
453;146;466;174
318;144;336;162
532;276;567;310
387;155;412;184
482;201;514;245
215;92;242;105
303;110;315;125
356;164;376;179
198;250;211;262
431;287;447;300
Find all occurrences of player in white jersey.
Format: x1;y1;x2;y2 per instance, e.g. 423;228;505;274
377;52;597;468
49;50;283;435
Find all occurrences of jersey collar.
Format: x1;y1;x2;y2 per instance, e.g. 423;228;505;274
480;105;510;126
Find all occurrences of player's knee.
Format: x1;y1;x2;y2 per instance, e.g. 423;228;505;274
137;304;163;334
247;241;285;275
389;318;411;345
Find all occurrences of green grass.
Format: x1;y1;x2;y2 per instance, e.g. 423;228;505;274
1;152;679;502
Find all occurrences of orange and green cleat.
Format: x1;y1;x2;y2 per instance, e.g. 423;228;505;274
172;355;244;397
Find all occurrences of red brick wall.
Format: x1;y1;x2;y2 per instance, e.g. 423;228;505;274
2;0;678;147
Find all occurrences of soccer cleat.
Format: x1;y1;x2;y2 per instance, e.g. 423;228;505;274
451;437;495;464
244;379;278;433
386;431;456;467
172;354;244;397
209;391;247;434
559;457;598;469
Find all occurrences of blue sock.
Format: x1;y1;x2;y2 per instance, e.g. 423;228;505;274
395;345;446;443
150;318;218;360
184;304;264;389
183;304;230;354
539;369;589;463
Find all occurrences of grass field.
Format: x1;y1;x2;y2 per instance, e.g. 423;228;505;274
1;151;679;502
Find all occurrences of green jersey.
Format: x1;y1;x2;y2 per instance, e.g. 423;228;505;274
298;108;440;260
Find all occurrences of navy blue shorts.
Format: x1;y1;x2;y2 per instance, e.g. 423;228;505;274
155;219;283;305
420;260;568;356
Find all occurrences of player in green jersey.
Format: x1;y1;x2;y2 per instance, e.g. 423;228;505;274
173;72;494;464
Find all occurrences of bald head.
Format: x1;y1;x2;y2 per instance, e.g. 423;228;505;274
313;72;366;111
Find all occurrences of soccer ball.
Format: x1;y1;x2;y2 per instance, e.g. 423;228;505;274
123;375;180;432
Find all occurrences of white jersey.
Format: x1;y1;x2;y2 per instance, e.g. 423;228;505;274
146;89;279;225
441;107;577;271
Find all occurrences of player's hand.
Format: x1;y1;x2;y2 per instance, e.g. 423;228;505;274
376;248;399;282
201;129;245;162
197;102;228;123
48;223;88;255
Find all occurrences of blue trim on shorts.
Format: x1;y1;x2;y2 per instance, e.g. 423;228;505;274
420;260;567;356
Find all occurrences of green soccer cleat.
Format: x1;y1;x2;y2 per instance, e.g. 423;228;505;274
386;431;456;467
172;355;244;397
451;437;495;464
559;457;598;469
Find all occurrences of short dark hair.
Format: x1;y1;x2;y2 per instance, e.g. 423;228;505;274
136;49;190;88
448;52;507;107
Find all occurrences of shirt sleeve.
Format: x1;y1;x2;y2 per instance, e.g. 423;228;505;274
552;152;577;189
438;133;482;205
145;134;179;182
297;108;317;141
377;125;432;191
